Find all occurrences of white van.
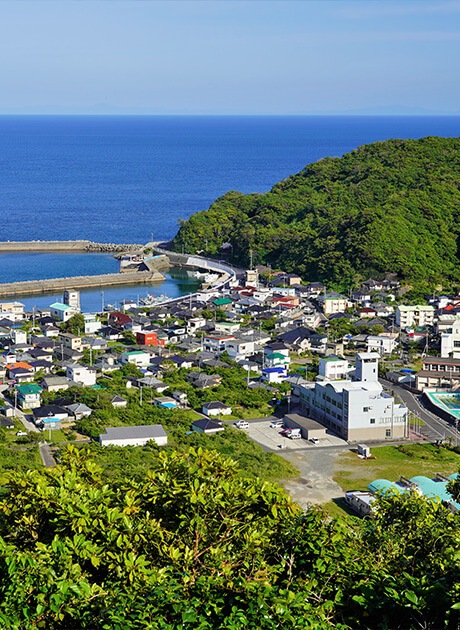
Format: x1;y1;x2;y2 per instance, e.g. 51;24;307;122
234;420;249;430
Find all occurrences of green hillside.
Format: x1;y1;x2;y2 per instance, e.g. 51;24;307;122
172;136;460;290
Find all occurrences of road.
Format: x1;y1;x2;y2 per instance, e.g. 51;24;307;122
381;379;460;443
39;443;56;467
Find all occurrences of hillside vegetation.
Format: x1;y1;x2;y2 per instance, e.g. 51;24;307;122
172;136;460;290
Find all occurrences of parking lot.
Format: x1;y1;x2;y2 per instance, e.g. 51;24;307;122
245;419;347;452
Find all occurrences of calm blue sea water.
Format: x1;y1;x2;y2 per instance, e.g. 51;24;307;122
1;115;459;244
1;115;459;307
14;268;200;314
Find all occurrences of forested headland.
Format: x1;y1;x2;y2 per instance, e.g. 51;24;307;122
172;136;460;291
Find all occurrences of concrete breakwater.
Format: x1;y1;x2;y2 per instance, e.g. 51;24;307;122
0;240;141;253
0;270;165;298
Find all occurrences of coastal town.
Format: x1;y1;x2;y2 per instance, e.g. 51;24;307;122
1;243;460;515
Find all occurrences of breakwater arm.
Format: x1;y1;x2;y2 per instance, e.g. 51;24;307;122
0;241;142;253
0;270;165;298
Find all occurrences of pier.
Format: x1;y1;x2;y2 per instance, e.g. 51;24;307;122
0;240;141;253
0;270;165;298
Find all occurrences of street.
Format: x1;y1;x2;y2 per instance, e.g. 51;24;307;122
381;380;460;443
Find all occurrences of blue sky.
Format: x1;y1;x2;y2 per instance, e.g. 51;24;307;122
0;0;459;115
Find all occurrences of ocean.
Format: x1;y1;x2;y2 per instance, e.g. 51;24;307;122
1;115;459;310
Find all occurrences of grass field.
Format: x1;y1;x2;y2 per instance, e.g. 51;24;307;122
334;443;460;493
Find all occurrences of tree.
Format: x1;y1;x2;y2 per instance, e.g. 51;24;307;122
61;313;85;336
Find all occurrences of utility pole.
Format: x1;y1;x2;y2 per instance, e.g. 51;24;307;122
140;384;143;407
101;291;104;313
249;249;253;270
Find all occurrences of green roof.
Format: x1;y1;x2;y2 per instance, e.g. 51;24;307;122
213;298;232;306
17;383;42;395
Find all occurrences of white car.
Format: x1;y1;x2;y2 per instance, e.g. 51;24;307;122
310;437;320;444
270;420;284;429
234;420;249;430
289;433;302;440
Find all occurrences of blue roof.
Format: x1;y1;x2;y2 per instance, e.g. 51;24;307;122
263;367;285;374
368;479;404;495
50;302;72;311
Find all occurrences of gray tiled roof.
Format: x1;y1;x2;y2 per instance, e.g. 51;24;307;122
100;424;167;442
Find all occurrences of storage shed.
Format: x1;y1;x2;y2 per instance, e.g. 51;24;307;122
282;413;327;440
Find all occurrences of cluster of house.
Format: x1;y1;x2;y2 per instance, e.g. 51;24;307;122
0;268;458;445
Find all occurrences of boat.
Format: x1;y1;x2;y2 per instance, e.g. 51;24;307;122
140;293;170;307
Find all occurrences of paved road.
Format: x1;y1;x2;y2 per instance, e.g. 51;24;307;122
39;443;56;468
381;380;460;443
16;410;39;433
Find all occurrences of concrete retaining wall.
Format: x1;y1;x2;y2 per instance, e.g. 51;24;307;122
0;270;165;298
0;241;141;253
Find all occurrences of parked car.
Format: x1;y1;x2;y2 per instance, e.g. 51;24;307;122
310;437;320;444
270;420;284;429
16;431;27;437
289;433;302;440
234;420;249;430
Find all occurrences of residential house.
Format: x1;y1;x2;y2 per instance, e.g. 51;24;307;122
66;364;97;387
318;356;349;381
99;425;168;447
202;401;232;417
366;335;397;356
191;418;225;434
66;403;93;420
58;333;82;352
110;395;127;408
224;338;255;361
121;350;151;368
50;302;77;322
16;383;42;410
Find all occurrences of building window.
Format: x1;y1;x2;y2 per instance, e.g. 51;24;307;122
370;418;375;424
385;429;391;437
363;407;369;412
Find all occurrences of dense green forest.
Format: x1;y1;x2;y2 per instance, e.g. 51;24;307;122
1;446;460;629
172;136;460;290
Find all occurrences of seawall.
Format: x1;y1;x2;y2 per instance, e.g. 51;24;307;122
0;240;142;253
0;270;165;298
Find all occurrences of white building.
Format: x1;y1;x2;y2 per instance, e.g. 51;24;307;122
50;302;77;322
63;290;80;311
121;350;151;368
203;334;235;354
84;313;101;334
10;329;27;345
366;335;397;356
441;319;460;359
318;356;349;380
224;338;255;361
300;353;407;441
395;305;435;329
99;425;167;447
317;292;349;316
0;302;25;320
66;364;97;387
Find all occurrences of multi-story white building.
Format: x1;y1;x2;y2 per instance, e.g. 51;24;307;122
84;313;101;334
317;292;348;316
223;338;255;361
366;335;398;356
66;364;97;387
441;318;460;359
395;305;435;329
300;353;408;441
317;355;349;381
0;302;25;320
